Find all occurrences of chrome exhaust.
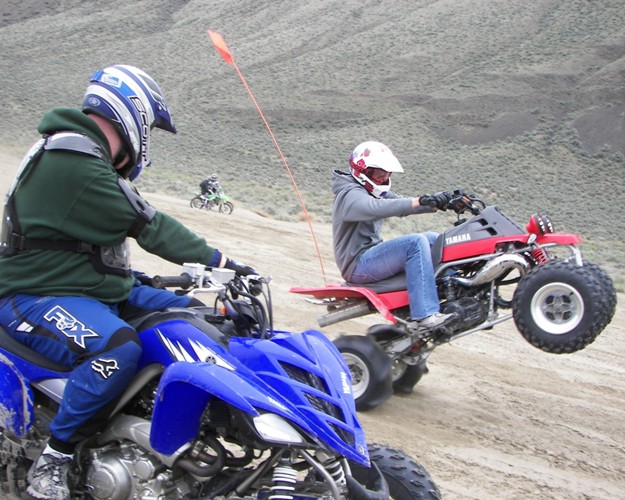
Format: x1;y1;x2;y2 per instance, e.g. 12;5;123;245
318;300;372;327
453;254;529;287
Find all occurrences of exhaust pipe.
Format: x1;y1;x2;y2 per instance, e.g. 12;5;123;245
97;415;228;477
318;300;372;327
453;254;529;287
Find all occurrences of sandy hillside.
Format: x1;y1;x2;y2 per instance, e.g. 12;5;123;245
1;148;623;499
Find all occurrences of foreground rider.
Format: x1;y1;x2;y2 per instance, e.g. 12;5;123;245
0;65;256;500
332;141;455;332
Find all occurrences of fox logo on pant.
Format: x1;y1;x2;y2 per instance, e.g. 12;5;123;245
44;305;100;348
92;358;119;379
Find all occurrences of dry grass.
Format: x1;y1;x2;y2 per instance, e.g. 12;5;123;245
1;0;623;289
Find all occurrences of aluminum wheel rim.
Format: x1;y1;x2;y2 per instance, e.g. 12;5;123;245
391;358;408;383
341;352;369;399
530;282;584;334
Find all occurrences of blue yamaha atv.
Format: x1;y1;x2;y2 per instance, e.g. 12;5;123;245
0;264;440;499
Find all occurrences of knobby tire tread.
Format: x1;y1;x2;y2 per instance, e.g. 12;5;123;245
512;261;613;353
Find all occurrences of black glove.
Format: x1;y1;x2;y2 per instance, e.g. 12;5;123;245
131;269;153;286
224;257;258;277
448;195;469;214
419;191;454;211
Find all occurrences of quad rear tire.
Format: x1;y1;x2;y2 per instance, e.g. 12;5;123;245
333;335;393;411
349;443;441;499
366;324;429;395
512;260;615;353
392;359;429;395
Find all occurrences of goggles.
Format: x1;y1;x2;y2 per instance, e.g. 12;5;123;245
364;167;391;184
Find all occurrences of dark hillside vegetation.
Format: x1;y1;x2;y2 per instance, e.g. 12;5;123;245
1;0;623;288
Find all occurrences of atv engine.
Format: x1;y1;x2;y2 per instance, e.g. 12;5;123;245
85;442;196;499
441;296;488;331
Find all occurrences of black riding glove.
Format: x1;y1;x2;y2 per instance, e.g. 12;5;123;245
224;258;258;277
419;191;454;211
131;269;153;286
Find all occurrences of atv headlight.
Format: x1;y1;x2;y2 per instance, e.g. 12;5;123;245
253;413;305;444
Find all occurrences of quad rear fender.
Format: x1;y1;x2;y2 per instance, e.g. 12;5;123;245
289;285;408;323
0;352;34;437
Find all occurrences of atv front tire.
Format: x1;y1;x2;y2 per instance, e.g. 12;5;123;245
350;443;441;499
582;261;617;329
512;260;615;353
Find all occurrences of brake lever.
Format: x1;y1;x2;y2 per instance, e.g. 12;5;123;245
463;196;481;215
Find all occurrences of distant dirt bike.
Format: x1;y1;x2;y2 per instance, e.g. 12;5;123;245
291;190;618;411
190;187;234;214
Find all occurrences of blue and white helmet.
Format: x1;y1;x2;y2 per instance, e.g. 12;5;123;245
82;64;176;180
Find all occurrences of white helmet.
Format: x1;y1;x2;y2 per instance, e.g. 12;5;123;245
349;141;403;198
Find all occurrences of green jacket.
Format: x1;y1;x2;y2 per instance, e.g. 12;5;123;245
0;108;221;302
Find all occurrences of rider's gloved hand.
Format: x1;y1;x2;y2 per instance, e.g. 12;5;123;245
419;191;454;211
448;195;468;214
224;257;258;277
131;269;153;286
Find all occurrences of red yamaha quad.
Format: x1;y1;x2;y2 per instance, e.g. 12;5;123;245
290;191;617;411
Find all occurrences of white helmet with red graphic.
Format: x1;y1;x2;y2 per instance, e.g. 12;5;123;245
349;141;403;198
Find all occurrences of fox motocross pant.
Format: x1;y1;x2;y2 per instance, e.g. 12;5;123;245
0;283;200;453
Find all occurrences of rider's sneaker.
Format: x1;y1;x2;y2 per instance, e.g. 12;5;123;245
27;450;72;500
408;312;456;333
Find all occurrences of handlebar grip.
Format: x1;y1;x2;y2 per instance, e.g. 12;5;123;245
151;273;194;290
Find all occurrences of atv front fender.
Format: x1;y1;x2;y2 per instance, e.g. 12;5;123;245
0;352;34;437
150;361;298;455
535;233;582;245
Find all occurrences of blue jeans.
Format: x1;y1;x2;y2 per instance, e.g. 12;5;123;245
349;232;440;320
0;283;196;449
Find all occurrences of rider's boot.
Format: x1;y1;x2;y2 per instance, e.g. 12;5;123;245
27;445;72;500
408;312;456;335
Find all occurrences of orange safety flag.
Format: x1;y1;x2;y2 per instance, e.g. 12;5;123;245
207;30;233;64
205;29;327;282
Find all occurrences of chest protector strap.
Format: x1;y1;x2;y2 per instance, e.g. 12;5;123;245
0;133;151;278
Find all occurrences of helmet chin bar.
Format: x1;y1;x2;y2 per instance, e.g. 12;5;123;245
112;141;139;180
354;171;391;198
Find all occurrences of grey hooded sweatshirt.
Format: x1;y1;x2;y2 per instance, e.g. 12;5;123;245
331;169;434;280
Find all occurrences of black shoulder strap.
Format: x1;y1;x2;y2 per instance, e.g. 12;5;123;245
1;133;109;255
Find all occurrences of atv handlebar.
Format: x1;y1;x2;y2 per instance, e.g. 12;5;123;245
445;189;485;216
148;265;273;339
151;272;194;290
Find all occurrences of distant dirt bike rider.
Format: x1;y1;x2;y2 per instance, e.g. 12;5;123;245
332;141;457;332
0;65;257;500
200;174;221;198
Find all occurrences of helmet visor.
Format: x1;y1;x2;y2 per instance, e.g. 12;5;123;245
364;167;391;185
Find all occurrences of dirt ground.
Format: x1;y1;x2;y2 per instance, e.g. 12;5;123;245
1;149;623;499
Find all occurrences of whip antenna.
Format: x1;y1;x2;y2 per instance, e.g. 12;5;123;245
207;29;327;282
